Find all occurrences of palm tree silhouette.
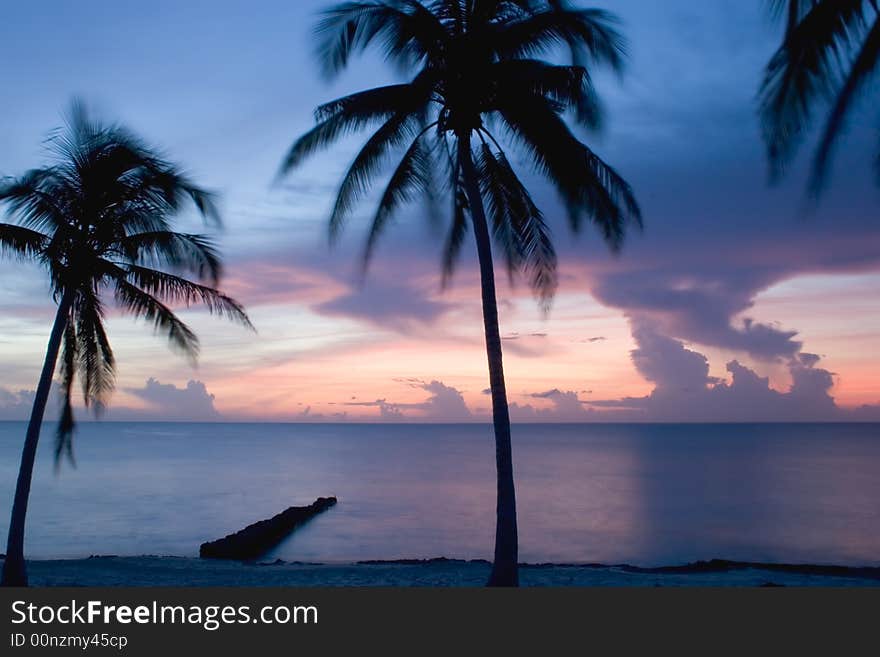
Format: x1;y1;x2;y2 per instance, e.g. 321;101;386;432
0;101;253;586
282;1;640;586
759;0;880;192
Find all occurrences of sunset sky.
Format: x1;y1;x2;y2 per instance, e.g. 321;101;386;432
0;0;878;423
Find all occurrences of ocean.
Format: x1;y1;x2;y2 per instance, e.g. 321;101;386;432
0;421;878;567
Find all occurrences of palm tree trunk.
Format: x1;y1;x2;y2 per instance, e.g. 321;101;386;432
2;291;73;587
457;133;519;587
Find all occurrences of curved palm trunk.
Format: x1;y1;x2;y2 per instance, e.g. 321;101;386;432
2;292;73;587
458;133;519;587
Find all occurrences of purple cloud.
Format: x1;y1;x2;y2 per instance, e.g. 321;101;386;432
345;380;471;421
587;322;867;421
591;269;802;361
0;388;39;421
314;280;451;330
0;379;223;422
119;379;221;421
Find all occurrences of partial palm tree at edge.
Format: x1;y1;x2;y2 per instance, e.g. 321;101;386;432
280;0;640;586
759;0;880;192
0;101;254;587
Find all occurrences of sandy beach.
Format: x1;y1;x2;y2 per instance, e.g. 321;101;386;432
7;556;880;587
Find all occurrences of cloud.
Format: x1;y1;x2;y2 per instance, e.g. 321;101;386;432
591;270;803;361
220;246;459;337
291;406;349;422
508;388;594;422
344;398;405;419
314;280;451;331
415;380;471;420
117;379;221;421
587;321;876;421
503;332;548;341
0;378;224;423
345;379;471;421
0;388;39;421
628;319;719;394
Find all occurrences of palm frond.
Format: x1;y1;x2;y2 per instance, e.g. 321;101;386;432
759;0;869;177
280;83;430;175
581;144;642;247
122;265;254;330
362;127;438;269
496;94;640;248
328;110;425;240
0;170;69;234
767;0;821;36
489;58;602;129
53;100;221;228
164;175;221;226
0;223;49;260
476;141;557;308
113;278;200;361
56;309;78;466
810;17;880;192
441;169;469;287
314;0;447;78
476;144;520;282
74;293;115;411
491;6;626;71
117;231;223;284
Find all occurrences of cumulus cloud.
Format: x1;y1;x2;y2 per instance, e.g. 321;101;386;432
0;379;224;422
415;380;471;419
116;379;221;421
592;270;803;362
345;379;471;421
587;321;876;421
0;387;39;421
629;319;719;394
509;388;593;421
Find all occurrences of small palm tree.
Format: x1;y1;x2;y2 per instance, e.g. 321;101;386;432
0;101;253;586
281;0;640;586
759;0;880;192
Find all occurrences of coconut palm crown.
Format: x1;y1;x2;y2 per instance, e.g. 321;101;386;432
280;0;641;586
0;101;252;586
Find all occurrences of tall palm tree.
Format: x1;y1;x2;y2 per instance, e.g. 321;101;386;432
759;0;880;192
280;0;640;586
0;101;253;586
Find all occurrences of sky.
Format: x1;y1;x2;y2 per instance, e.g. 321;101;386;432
0;0;878;423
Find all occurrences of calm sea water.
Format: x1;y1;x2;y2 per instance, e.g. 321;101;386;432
0;422;878;566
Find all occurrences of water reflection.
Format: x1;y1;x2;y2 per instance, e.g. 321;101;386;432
0;421;877;565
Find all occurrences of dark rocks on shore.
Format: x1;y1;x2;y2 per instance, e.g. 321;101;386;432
200;497;337;560
625;559;880;580
356;557;492;566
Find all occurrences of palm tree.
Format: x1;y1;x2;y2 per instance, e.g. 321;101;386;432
759;0;880;192
280;0;640;586
0;101;253;586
